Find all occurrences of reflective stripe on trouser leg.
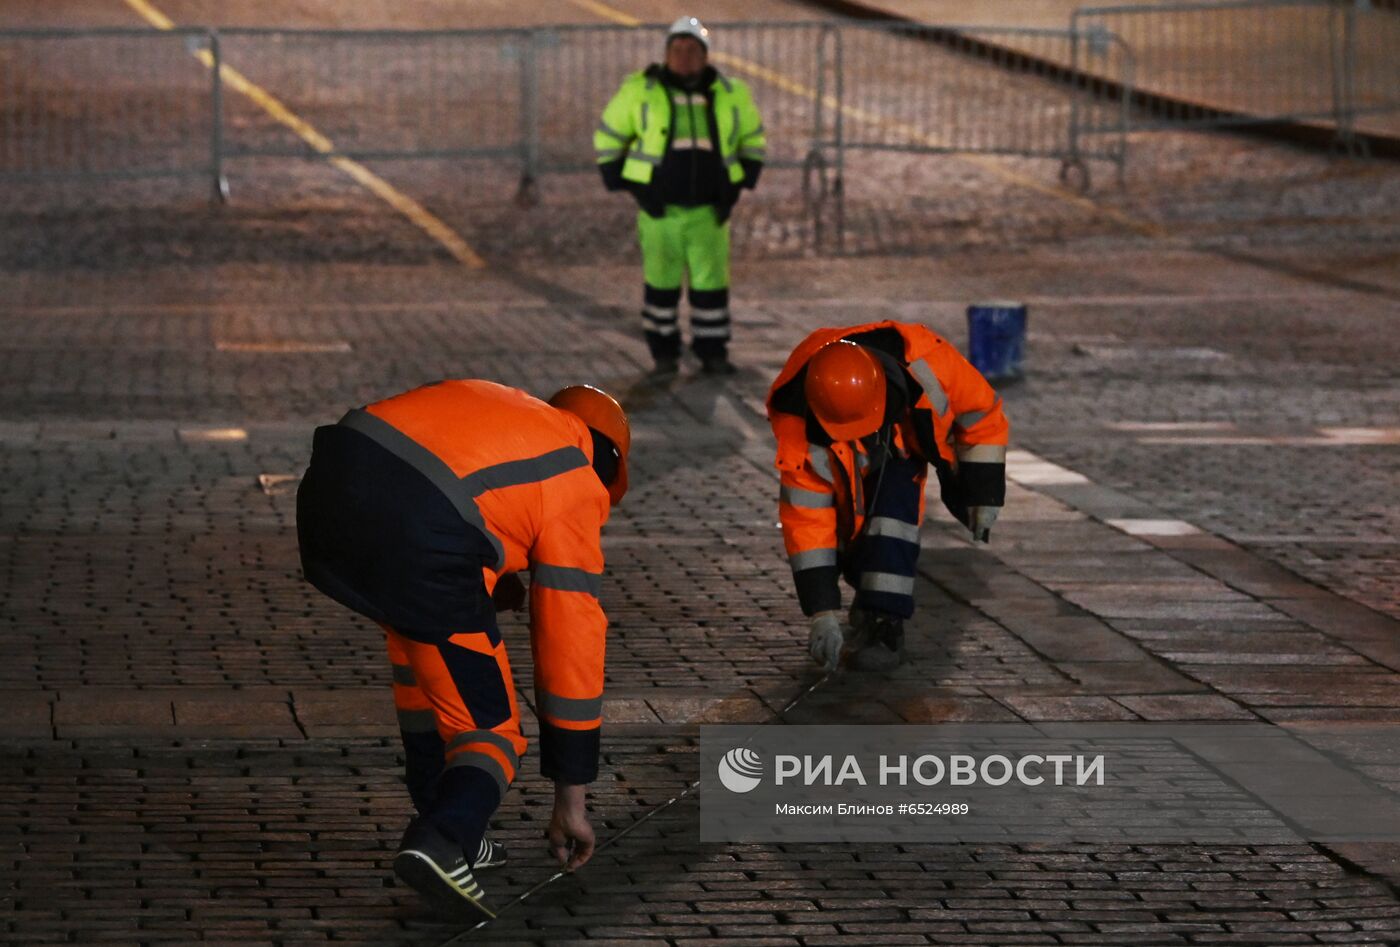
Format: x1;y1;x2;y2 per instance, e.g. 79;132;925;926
851;454;927;620
639;210;685;360
689;286;730;359
642;284;681;361
684;208;731;359
384;625;445;814
387;619;526;853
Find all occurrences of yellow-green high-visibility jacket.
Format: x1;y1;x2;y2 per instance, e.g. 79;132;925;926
594;66;766;187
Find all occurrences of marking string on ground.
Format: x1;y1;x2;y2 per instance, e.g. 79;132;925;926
438;669;835;943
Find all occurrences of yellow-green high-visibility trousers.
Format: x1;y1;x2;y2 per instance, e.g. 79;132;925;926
638;205;730;293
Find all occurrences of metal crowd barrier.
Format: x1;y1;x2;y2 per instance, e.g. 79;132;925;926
216;28;529;165
0;27;224;198
0;20;1129;211
7;10;1390;219
826;22;1132;191
1070;0;1400;150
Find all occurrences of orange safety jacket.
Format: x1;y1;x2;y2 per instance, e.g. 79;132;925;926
766;322;1009;614
300;380;610;781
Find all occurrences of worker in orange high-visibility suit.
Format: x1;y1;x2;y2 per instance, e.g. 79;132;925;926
767;322;1009;671
296;381;629;921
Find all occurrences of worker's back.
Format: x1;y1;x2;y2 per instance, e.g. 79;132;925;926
298;379;607;640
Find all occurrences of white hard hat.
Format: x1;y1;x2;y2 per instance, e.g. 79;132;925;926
667;16;710;51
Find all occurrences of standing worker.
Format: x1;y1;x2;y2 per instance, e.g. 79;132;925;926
594;16;766;377
296;380;630;921
767;322;1010;671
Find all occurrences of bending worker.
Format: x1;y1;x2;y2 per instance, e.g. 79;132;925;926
296;380;630;921
767;322;1009;671
594;16;766;377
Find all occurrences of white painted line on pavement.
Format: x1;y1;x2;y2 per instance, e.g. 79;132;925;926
178;427;248;443
1105;421;1237;432
1106;518;1203;537
1316;427;1400;445
1005;449;1091;485
1137;429;1400;446
216;340;352;354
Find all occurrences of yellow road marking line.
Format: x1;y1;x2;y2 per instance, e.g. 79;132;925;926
564;0;1164;238
121;0;486;268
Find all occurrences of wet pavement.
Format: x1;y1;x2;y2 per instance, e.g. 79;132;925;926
3;0;1400;944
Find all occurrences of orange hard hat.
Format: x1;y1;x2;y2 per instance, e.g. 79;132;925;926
548;384;631;505
804;340;886;441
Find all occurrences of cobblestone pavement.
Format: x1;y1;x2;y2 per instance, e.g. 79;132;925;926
4;1;1400;945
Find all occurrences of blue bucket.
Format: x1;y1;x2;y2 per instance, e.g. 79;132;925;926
966;300;1027;380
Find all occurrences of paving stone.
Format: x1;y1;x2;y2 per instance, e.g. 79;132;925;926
2;59;1399;942
1114;695;1256;721
994;696;1140;721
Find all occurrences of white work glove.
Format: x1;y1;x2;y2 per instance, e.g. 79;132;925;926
808;611;845;671
967;505;1000;543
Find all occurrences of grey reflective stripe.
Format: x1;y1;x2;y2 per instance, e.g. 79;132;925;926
463;446;588;496
691;325;731;339
722;154;740;168
337;408;505;569
445;727;521;766
790;548;838;571
860;572;917;596
538;691;603;723
397;708;437;733
391;663;417;687
906;359;950;416
780;485;834;509
730;106;740;146
865;516;920;543
533;563;602;597
807;445;832;483
640;101;650;129
642;308;679;335
445;750;509;798
629;150;663;166
746;122;766;137
596;120;627;141
738;148;767;160
955;408;989;430
689;307;729;324
717;74;733;93
958;443;1007;463
594;148;624;161
643;317;679;337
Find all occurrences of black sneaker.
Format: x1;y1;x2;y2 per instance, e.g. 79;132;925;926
471;836;507;870
701;355;737;376
849;617;904;670
393;819;495;921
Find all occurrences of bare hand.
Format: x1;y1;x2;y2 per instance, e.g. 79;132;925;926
547;783;595;871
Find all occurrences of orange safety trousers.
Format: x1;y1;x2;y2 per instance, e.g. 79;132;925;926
382;620;528;855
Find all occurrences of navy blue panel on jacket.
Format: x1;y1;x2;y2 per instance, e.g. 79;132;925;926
296;423;496;642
